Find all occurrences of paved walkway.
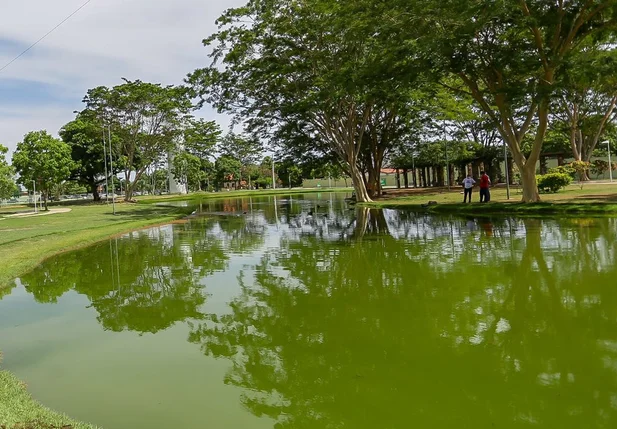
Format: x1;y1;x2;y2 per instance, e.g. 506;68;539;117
3;208;72;218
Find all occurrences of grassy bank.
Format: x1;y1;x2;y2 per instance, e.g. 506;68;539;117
0;203;192;291
1;203;193;428
0;354;95;429
136;187;352;204
362;184;617;215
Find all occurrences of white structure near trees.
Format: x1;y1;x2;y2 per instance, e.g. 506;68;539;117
167;150;187;195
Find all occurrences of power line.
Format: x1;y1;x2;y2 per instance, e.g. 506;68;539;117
0;0;95;74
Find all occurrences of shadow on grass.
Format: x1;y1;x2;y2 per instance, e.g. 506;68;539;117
571;194;617;202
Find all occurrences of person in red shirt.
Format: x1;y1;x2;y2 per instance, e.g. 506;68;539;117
479;171;491;203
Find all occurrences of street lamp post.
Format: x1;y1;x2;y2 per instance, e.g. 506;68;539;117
605;140;613;182
271;157;276;190
103;130;109;204
107;125;116;215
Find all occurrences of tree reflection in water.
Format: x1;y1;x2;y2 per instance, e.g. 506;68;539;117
14;201;617;427
18;214;265;334
189;211;617;429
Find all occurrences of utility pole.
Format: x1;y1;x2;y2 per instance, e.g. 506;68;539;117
103;130;109;204
108;125;116;215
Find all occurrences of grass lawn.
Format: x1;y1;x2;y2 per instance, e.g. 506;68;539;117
0;202;192;291
364;183;617;215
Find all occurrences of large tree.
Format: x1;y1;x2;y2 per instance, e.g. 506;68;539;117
81;79;194;200
184;118;221;158
555;46;617;168
171;151;202;192
188;0;416;202
12;131;74;210
0;144;16;200
405;0;617;201
219;133;263;188
214;155;242;189
59;110;119;201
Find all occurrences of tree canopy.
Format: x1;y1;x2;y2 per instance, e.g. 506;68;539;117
81;79;195;200
0;145;16;200
59;110;119;201
189;0;617;202
12;131;74;209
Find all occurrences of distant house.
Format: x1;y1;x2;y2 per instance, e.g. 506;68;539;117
222;174;249;190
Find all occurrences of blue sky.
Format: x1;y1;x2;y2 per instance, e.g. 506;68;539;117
0;0;240;161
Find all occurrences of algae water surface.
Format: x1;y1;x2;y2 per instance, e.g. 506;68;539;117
1;193;616;428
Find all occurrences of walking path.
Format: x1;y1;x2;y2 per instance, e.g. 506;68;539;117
3;208;72;218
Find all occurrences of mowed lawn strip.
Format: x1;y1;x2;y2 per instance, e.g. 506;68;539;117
362;183;617;214
0;203;192;291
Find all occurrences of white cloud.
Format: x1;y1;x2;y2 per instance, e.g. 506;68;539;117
0;0;243;159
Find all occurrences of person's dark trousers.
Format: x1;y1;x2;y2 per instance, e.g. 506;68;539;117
480;188;490;203
464;188;472;203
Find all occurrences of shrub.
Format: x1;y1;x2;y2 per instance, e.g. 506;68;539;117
536;173;572;193
548;164;576;178
591;159;617;178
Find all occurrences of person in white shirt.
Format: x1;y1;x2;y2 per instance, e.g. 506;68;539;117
462;174;476;203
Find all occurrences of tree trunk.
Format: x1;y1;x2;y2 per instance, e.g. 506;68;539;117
436;166;444;187
91;183;101;202
349;162;372;202
365;153;384;197
395;169;401;189
540;156;548;175
472;160;481;178
458;163;466;183
520;164;540;202
403;169;409;189
125;185;133;201
366;166;380;197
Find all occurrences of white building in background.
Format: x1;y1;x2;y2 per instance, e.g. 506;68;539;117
167;150;187;195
